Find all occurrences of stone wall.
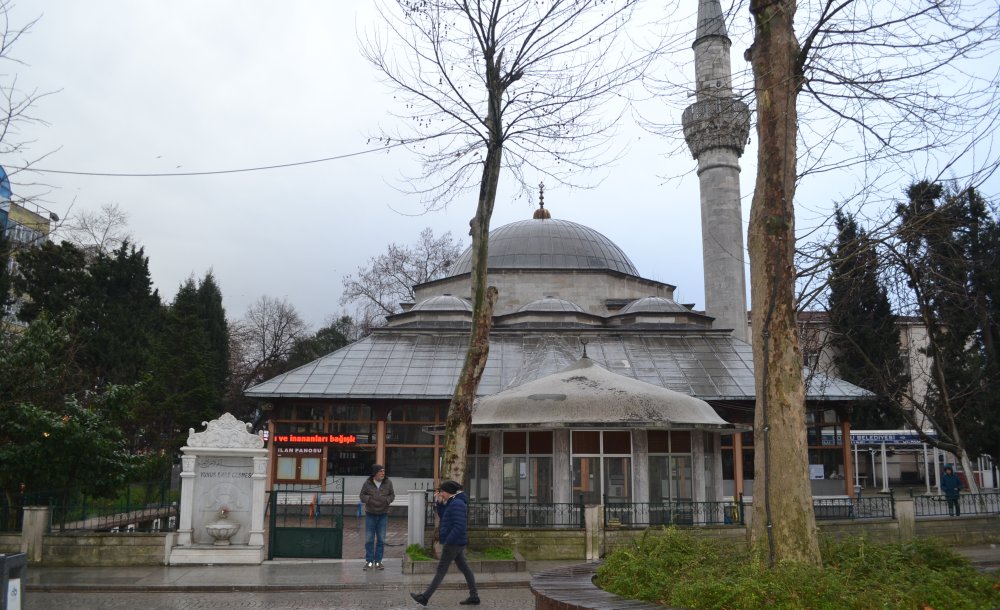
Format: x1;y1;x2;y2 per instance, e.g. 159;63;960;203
0;533;18;553
40;532;169;566
468;528;585;560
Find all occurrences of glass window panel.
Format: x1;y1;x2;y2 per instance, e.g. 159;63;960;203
603;431;631;454
330;405;370;421
671;431;692;452
572;457;601;505
604;457;631;501
465;456;489;501
386;423;434;445
276;457;297;480
648;456;670;503
478;435;491;455
300;458;322;481
327;448;375;477
504;431;527;454
530;457;553;503
671;456;693;500
528;431;553;454
648;430;670;453
386;447;434;478
572;431;600;454
503;457;528;501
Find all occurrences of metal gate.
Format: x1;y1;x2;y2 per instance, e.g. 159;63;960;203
268;480;345;559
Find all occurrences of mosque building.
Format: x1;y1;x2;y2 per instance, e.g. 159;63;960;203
246;0;871;507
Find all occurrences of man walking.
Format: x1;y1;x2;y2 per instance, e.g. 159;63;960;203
410;480;479;606
360;464;394;570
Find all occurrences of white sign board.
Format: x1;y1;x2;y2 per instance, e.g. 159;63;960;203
809;464;825;480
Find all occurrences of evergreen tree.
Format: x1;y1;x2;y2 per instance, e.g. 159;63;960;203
196;271;230;412
827;210;906;429
285;316;352;370
143;278;217;455
890;181;999;484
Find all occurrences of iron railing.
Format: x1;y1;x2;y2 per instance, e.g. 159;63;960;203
19;480;180;532
424;497;586;529
911;490;1000;517
813;492;894;520
604;497;744;527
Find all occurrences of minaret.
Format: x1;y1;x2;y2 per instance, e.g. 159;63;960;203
681;0;751;342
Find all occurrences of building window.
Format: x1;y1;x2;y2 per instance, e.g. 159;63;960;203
466;434;490;501
386;447;434;478
647;430;693;502
502;431;553;503
571;430;632;504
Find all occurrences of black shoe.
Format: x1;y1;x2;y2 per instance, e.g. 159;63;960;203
460;596;481;605
410;592;428;606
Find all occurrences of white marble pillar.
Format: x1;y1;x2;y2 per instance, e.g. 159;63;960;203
248;455;268;547
692;431;706;503
553;429;572;505
176;454;196;547
631;430;649;504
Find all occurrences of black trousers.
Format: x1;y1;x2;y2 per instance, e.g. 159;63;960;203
421;544;478;600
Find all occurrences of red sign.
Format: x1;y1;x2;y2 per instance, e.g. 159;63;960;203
273;433;358;445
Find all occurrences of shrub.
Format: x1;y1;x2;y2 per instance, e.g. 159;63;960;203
597;528;1000;609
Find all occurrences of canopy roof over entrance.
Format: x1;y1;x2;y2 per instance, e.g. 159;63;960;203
472;357;745;431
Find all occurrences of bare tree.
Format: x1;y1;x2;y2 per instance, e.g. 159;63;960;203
364;0;649;483
58;203;134;255
741;0;999;566
340;227;463;330
229;295;308;396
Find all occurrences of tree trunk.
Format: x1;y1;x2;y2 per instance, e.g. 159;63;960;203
746;0;822;566
440;120;503;483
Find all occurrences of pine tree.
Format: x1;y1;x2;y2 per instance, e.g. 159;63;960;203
197;271;229;412
827;210;906;429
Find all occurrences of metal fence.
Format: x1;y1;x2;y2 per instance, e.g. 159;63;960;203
424;498;585;529
4;480;180;533
912;491;1000;517
604;499;743;527
813;493;894;520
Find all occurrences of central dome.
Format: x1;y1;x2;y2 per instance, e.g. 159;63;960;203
449;218;639;276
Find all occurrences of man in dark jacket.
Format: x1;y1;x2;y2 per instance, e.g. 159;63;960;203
359;464;395;570
410;480;479;606
941;465;962;516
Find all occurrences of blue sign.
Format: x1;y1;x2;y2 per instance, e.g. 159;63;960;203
851;431;934;446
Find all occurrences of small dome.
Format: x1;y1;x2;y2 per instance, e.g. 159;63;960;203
620;296;690;315
448;218;639;277
410;294;472;312
517;296;585;313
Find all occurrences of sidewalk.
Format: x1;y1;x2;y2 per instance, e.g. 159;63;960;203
25;516;581;592
24;558;580;592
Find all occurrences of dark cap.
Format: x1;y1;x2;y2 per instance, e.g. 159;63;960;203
372;464;385;475
439;480;462;494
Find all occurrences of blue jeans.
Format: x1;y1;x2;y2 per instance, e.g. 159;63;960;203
365;513;388;562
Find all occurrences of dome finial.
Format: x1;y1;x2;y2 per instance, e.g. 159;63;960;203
533;182;551;219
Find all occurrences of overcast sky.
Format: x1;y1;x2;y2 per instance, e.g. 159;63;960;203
9;2;997;328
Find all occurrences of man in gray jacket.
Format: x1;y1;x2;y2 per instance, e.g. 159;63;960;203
359;464;395;569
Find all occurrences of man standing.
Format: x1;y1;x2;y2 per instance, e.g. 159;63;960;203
410;480;479;606
941;465;962;517
359;464;394;570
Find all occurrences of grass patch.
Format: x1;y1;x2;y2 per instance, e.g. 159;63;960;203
406;545;515;561
475;547;515;560
596;528;1000;609
406;544;434;561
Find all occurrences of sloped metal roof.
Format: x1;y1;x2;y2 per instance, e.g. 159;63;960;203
473;358;736;430
246;330;872;402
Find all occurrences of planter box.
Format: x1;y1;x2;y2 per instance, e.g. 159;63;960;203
402;550;525;574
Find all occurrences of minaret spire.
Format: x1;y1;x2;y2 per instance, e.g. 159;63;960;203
682;0;751;341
